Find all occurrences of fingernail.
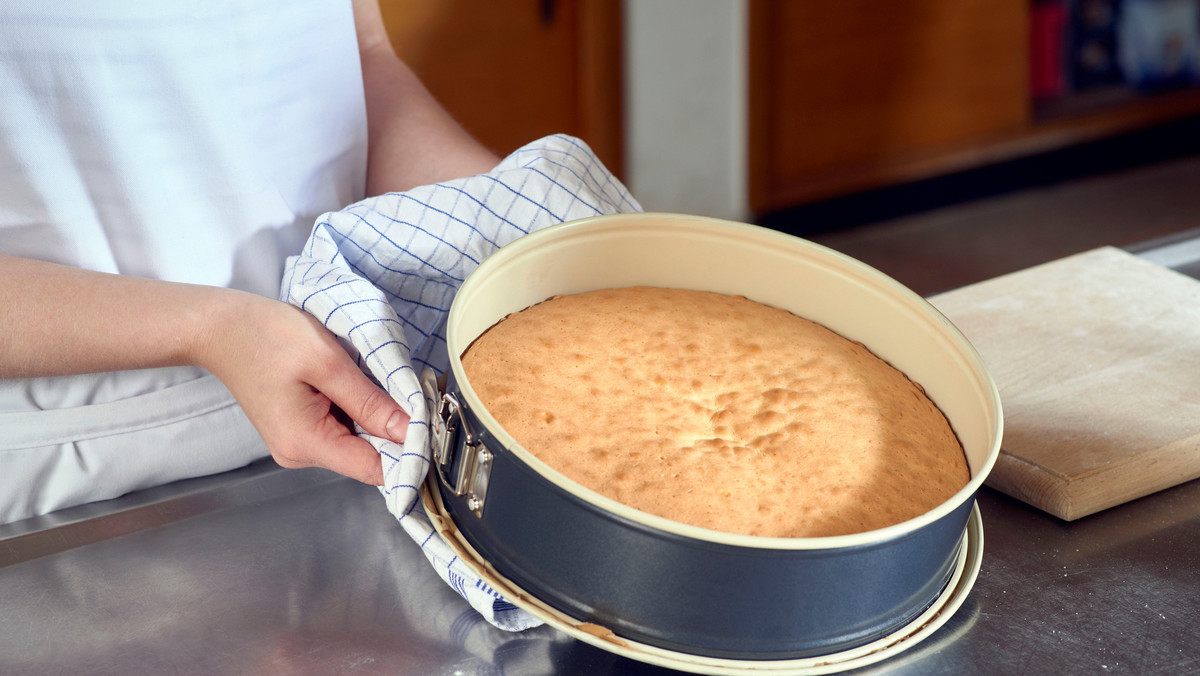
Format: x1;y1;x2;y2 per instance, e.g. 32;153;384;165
386;410;408;442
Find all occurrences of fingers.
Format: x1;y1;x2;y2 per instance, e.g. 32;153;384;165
317;427;386;486
286;315;407;485
273;410;386;486
316;355;411;445
293;360;408;486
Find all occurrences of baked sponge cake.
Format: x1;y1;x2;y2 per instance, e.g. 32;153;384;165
460;286;968;538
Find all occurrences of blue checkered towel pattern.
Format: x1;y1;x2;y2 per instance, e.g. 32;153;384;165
281;135;641;630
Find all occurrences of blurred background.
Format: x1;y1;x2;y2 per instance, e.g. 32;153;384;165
380;0;1200;295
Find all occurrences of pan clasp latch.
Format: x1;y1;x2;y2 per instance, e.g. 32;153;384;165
422;368;492;517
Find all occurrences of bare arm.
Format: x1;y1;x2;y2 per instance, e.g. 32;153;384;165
351;0;500;195
0;255;402;485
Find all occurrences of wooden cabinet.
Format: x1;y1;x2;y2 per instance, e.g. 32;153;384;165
379;0;623;175
748;0;1200;216
381;1;1197;217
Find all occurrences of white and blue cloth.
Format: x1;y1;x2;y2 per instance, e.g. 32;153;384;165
281;135;641;631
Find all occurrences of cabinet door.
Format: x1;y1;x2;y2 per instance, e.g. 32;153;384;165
380;0;623;174
749;0;1029;213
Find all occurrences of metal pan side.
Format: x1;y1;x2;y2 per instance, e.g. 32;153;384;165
440;213;1002;658
439;379;975;658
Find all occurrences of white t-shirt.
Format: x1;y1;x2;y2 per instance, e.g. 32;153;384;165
0;0;369;520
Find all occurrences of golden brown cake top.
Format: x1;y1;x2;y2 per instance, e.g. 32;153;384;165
461;286;968;537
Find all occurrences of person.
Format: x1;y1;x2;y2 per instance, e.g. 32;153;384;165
0;0;498;523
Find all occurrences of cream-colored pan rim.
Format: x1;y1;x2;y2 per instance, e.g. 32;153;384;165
447;213;1003;551
423;477;985;675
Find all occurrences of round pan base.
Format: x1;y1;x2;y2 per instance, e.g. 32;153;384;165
422;478;984;675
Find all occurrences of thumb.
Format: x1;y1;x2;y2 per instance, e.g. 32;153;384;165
320;360;410;444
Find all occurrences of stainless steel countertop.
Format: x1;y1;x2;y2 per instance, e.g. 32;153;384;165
4;232;1200;675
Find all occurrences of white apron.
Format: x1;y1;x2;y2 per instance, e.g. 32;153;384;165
0;0;368;523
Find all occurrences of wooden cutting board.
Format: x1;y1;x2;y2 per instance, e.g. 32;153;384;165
928;246;1200;520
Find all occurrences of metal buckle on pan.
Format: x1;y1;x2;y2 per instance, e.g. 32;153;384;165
420;368;492;517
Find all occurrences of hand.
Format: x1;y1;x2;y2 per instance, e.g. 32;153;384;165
195;291;408;486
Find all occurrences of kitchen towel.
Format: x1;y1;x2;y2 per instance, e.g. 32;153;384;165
281;135;641;631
